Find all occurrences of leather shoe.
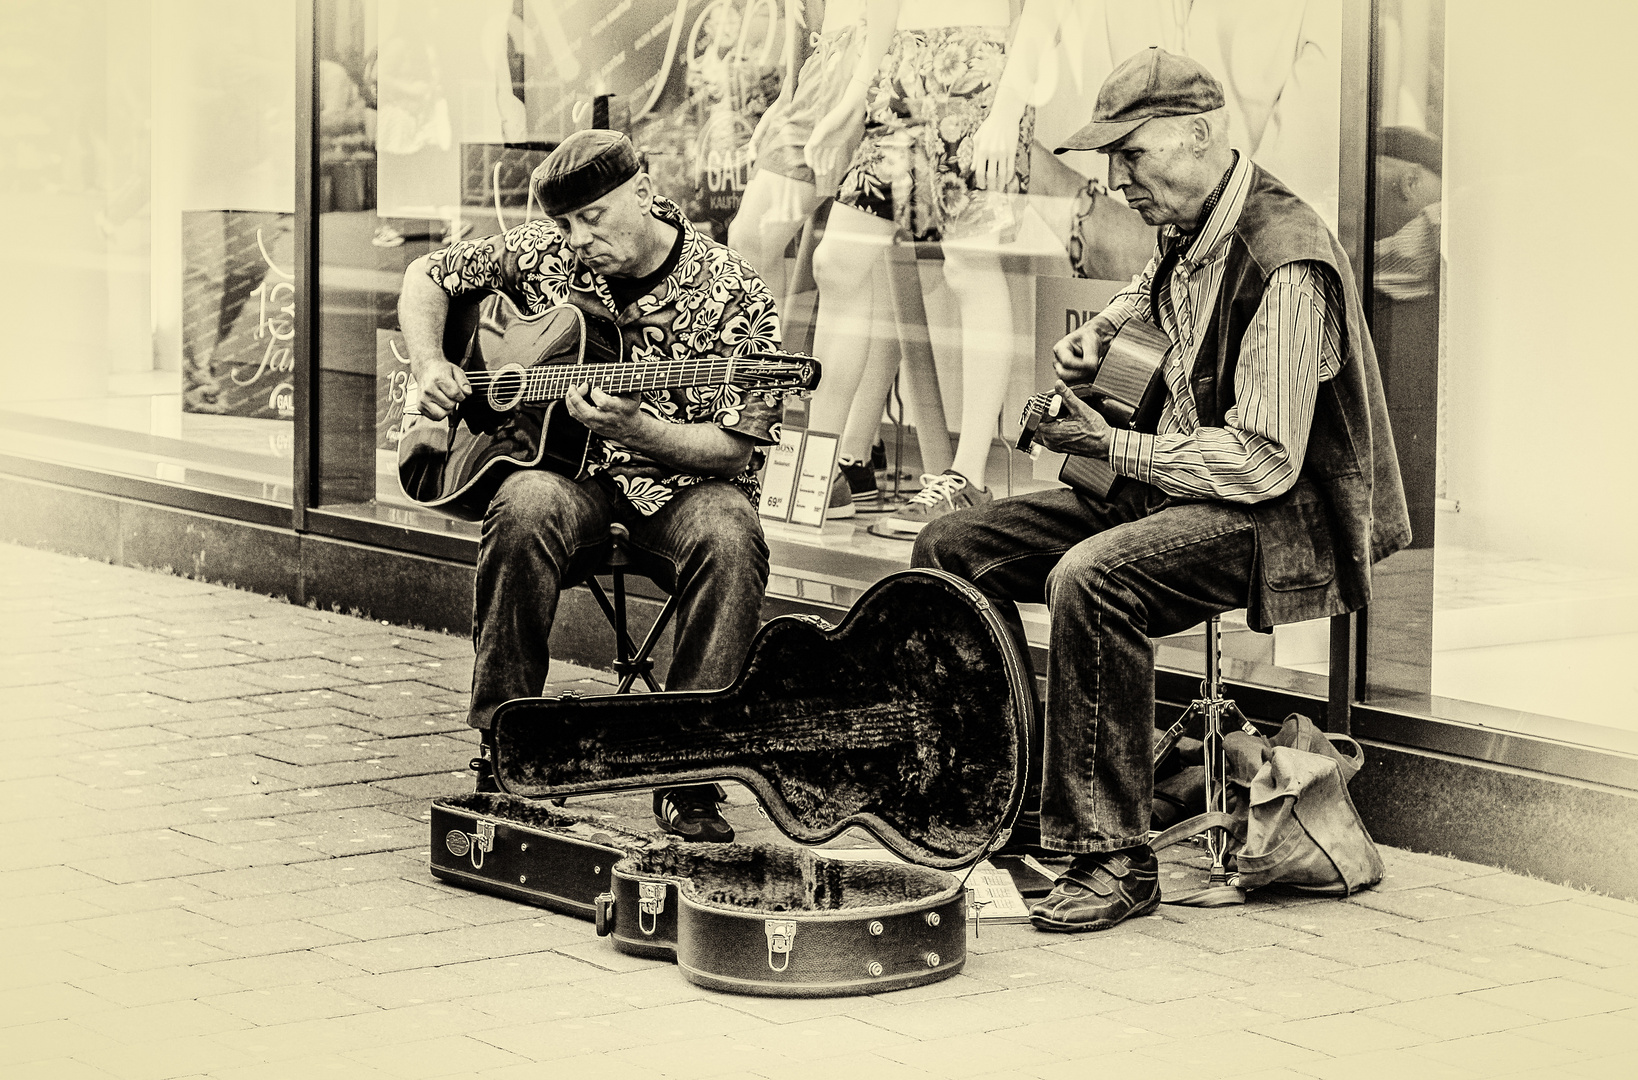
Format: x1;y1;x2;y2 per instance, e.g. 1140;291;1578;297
1029;845;1160;932
653;784;734;843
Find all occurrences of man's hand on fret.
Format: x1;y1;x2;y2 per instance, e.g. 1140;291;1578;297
565;382;645;442
1052;313;1118;382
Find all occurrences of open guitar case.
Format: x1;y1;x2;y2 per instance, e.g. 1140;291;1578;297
430;568;1035;997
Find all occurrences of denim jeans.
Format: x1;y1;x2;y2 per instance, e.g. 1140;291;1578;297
468;470;770;729
912;484;1257;854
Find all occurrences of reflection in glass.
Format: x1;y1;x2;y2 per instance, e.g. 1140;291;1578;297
0;0;295;504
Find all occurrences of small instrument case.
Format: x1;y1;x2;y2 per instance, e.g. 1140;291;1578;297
429;568;1034;996
429;791;658;919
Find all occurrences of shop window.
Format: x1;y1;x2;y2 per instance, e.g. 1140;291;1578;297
0;0;297;505
306;0;1628;750
1420;1;1635;740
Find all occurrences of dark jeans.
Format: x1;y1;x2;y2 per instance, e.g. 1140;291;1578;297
468;470;770;729
912;484;1257;854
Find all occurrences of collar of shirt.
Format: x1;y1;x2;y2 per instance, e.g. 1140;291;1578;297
1155;151;1253;349
1163;150;1251;272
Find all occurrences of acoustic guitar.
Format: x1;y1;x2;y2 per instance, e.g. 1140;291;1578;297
397;291;822;521
1016;317;1170;500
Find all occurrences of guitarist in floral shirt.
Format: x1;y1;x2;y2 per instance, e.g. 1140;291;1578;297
399;130;783;842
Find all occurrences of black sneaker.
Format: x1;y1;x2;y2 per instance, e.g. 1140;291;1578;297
1029;845;1160;932
838;456;879;509
653;785;734;842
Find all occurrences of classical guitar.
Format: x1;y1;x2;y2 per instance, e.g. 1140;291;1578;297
397;291;822;521
1016;317;1170;500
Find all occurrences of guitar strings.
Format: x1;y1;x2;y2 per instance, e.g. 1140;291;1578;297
457;359;804;399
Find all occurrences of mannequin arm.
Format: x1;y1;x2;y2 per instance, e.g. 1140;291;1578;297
972;0;1066;189
751;0;805;156
803;0;901;176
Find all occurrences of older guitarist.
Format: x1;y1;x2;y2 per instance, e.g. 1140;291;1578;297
913;49;1411;931
399;130;784;842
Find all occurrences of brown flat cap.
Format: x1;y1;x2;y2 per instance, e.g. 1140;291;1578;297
533;129;642;216
1056;47;1226;153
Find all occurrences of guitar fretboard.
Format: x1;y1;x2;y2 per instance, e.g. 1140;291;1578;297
465;359;749;403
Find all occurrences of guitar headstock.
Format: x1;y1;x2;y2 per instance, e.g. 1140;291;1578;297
738;351;823;393
1015;390;1060;453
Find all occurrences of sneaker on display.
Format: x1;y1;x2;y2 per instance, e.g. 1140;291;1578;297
871;470;991;537
838;456;879;510
826;468;856;519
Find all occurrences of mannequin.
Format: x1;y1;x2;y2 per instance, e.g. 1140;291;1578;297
728;0;867;307
803;0;1063;532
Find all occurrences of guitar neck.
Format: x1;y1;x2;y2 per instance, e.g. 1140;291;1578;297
519;359;744;404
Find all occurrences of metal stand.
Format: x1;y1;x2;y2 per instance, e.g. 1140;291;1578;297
876;375;917;511
1150;614;1260;907
582;523;677;694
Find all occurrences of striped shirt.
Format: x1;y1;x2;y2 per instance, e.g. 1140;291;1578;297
1100;152;1342;504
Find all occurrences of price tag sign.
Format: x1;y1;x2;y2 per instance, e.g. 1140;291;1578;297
757;426;804;522
787;430;839;529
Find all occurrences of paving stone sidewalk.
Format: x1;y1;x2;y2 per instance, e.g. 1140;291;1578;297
1;542;1634;1080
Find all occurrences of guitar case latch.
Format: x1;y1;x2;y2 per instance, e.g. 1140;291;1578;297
765;919;797;972
637;881;666;935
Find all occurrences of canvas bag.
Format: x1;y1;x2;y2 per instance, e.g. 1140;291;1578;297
1226;714;1383;895
1156;713;1383;900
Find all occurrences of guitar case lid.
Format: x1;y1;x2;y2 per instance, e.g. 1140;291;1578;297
490;569;1034;870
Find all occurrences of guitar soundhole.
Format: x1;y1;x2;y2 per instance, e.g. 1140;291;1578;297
488;363;527;412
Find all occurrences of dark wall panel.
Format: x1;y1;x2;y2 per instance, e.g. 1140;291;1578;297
1354;742;1638;899
299;532;473;633
1;476;123;562
120;502;301;598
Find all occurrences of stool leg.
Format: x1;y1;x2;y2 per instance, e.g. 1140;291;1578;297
471;728;499;793
612;570;663;693
1202;617;1233;886
1149;614;1257;906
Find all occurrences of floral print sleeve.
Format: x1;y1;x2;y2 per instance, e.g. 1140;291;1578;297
707;270;783;447
423;231;509;297
423;220;589;311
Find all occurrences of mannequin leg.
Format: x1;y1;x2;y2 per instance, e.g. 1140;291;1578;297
807;202;897;436
838;330;900;464
726;170;821;311
940;238;1016;493
870;234;1017;537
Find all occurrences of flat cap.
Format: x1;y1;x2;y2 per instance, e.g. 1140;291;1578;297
533;129;642;216
1057;47;1225;153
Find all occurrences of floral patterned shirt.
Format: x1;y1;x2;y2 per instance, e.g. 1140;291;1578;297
424;195;783;515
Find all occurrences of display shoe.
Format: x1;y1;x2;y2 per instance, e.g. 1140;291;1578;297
825;468;856;519
653;784;734;842
872;470;991;537
1028;845;1160;932
837;456;879;510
